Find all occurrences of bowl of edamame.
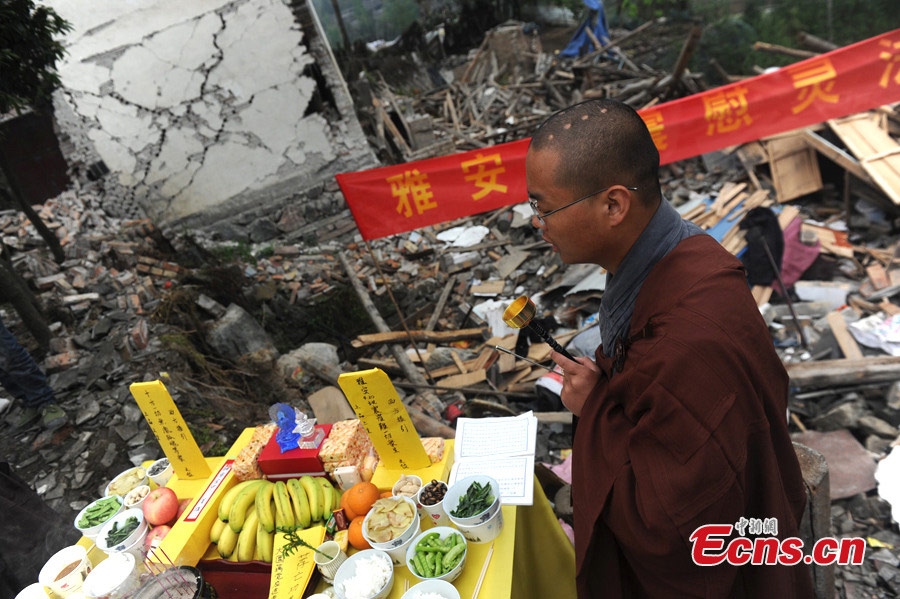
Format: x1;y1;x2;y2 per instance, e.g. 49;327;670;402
405;527;467;583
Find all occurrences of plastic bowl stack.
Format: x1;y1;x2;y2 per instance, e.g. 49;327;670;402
444;475;503;544
333;549;394;599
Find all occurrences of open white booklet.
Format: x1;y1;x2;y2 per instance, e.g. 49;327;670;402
448;411;537;506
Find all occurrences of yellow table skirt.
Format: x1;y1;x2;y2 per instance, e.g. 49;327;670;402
315;477;575;599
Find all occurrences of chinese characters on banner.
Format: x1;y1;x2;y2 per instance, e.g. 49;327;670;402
268;526;324;599
130;380;211;480
337;368;431;471
337;28;900;241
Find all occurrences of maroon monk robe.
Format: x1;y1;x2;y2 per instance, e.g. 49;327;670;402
572;234;813;598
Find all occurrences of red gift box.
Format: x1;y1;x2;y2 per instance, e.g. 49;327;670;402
257;424;332;480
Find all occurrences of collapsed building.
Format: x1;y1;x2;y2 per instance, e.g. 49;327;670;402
31;0;375;231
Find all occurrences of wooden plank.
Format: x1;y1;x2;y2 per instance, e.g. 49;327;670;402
751;285;774;306
867;263;890;290
438;369;487;388
801;129;872;183
351;327;488;348
826;311;864;359
768;135;823;203
471;280;505;295
829;114;900;205
451;351;468;374
881;299;900;316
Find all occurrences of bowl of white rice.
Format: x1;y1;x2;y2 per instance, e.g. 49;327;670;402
333;549;394;599
401;579;460;599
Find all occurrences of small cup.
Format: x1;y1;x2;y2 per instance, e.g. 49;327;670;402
38;545;92;598
147;458;173;487
416;482;450;527
123;485;151;510
312;541;347;583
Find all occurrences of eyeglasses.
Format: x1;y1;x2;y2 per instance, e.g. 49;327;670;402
529;186;638;225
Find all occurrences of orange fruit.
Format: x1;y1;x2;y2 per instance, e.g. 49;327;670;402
380;491;393;499
345;482;380;518
348;516;370;550
340;491;358;521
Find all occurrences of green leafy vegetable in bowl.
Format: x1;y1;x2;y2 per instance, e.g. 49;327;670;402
78;496;121;528
450;481;494;518
105;516;139;546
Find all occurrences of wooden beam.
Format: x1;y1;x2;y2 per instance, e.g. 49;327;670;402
785;356;900;388
801;129;872;183
351;327;488;348
825;312;864;359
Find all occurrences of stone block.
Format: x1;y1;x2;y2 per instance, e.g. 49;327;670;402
207;303;277;362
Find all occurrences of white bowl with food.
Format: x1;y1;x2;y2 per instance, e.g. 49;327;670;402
452;505;503;544
104;467;148;497
406;527;467;583
74;495;124;540
361;495;420;566
444;475;500;526
147;457;173;487
97;508;148;556
38;544;92;598
333;549;394;599
392;474;422;499
124;484;151;510
401;579;461;599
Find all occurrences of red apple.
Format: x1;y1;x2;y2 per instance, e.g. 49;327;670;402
176;498;193;521
145;525;172;550
143;487;178;525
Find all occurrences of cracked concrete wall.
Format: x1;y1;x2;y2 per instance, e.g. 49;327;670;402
46;0;374;227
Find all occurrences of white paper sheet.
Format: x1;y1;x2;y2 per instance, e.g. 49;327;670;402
454;412;537;459
451;412;538;505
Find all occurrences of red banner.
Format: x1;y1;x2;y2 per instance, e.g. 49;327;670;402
337;29;900;240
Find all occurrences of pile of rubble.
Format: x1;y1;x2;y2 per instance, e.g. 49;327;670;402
355;19;704;162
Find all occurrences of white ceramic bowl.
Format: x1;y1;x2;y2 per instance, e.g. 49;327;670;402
362;495;420;550
74;495;124;540
124;484;151;510
38;544;92;598
406;526;467;583
147;458;173;487
104;467;148;497
401;579;461;599
333;549;394;599
444;475;501;526
82;552;140;598
453;505;504;544
97;508;148;556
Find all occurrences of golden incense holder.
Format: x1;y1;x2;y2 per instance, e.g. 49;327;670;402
503;296;576;362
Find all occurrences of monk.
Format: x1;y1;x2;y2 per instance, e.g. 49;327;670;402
527;99;813;598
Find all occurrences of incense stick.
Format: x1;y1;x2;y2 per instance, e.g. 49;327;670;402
159;547;192;592
471;541;494;599
493;345;554;372
141;550;175;599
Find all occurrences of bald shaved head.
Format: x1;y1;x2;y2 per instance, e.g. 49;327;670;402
530;99;661;207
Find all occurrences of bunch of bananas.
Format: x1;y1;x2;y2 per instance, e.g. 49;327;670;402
210;476;340;562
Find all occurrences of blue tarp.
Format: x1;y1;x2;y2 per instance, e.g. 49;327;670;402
559;0;612;58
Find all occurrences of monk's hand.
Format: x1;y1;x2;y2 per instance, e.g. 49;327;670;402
550;350;600;417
